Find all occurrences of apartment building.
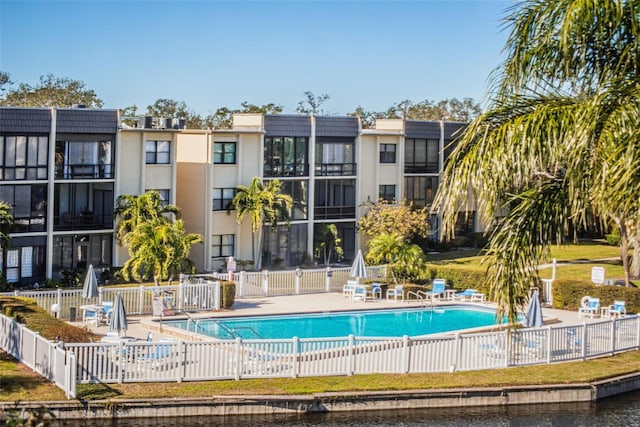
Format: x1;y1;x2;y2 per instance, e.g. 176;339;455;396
1;107;475;284
175;114;472;274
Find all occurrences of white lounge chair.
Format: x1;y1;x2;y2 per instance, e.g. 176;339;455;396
386;284;404;301
343;280;357;298
452;289;477;301
425;279;446;300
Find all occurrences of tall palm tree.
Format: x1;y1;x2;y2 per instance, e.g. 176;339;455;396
121;219;202;286
435;0;640;322
0;201;13;282
232;177;293;270
114;190;181;244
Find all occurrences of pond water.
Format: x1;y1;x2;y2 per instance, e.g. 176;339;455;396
49;389;640;426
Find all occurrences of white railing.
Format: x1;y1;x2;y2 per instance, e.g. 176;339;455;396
0;314;76;398
1;281;221;320
58;315;640;386
214;265;388;298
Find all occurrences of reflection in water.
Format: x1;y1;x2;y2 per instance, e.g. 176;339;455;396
50;390;640;427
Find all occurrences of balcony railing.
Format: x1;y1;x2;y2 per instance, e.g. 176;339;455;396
54;212;113;231
314;205;356;220
55;163;114;179
315;163;357;176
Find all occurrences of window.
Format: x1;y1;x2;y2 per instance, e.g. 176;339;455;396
405;138;439;173
0;184;47;232
211;234;234;258
380;144;396;163
214;142;236;164
212;188;235;211
264;137;308;177
147;189;170;206
271;180;307;220
379;185;396;203
145;140;170;164
315;140;355;176
314;179;356;219
404;176;438;208
0;135;49;180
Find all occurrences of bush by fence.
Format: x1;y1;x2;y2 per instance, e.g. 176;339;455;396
552;279;640;313
220;281;236;309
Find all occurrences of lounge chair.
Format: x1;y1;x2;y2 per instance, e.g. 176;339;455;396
351;284;367;302
425;279;446;300
578;296;600;318
606;300;626;319
452;289;477;301
386;284;404;301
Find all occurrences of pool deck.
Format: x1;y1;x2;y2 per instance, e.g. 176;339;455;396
84;292;601;342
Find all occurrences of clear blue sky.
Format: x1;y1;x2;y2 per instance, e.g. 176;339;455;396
0;0;510;116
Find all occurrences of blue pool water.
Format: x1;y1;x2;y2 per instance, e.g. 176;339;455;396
166;306;503;339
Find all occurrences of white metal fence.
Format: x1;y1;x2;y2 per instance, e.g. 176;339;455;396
1;281;221;320
2;309;640;397
0;314;76;398
213;265;387;298
58;315;640;384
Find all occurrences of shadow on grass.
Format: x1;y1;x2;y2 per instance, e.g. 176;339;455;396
76;383;123;400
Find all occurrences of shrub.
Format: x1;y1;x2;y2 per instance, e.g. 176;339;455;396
220;280;235;309
552;279;640;313
427;266;490;295
605;234;621;246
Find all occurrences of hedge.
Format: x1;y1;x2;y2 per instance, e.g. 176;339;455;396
220;280;236;309
0;297;97;343
552;279;640;313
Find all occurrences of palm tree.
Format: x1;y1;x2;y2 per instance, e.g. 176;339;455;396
435;0;640;322
114;190;181;244
365;232;426;284
232;177;293;270
314;223;344;265
121;219;202;286
0;201;13;283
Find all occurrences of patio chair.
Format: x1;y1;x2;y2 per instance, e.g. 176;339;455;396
386;284;404;301
606;300;626;319
351;284;367;302
452;289;477;302
578;296;600;318
136;339;176;371
425;279;446;300
366;283;382;300
343;280;357;298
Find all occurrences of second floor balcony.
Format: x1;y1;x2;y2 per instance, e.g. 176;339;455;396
314;163;357;176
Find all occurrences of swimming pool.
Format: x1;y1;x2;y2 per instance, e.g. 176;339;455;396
166;306;504;340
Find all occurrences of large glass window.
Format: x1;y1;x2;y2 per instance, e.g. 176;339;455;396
379;144;397;163
0;135;48;180
262;223;308;268
55;139;113;179
212;188;235;211
52;233;112;272
0;184;47;232
314;179;356;219
404;176;438;208
54;182;114;230
379;185;396;203
211;234;234;258
264;137;308;177
315;141;355;176
214;142;236;164
145;140;170;164
405;138;439;173
272;180;307;220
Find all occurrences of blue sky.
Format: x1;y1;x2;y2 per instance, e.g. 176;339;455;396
0;0;510;115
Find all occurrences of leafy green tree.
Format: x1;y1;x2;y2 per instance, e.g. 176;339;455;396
0;74;103;107
435;0;640;322
296;91;330;115
365;232;426;284
232;177;293;270
314;223;344;265
114;191;181;245
358;199;431;244
208;102;283;129
121;219;202;286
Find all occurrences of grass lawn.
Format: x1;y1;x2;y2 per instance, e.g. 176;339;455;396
3;349;640;402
